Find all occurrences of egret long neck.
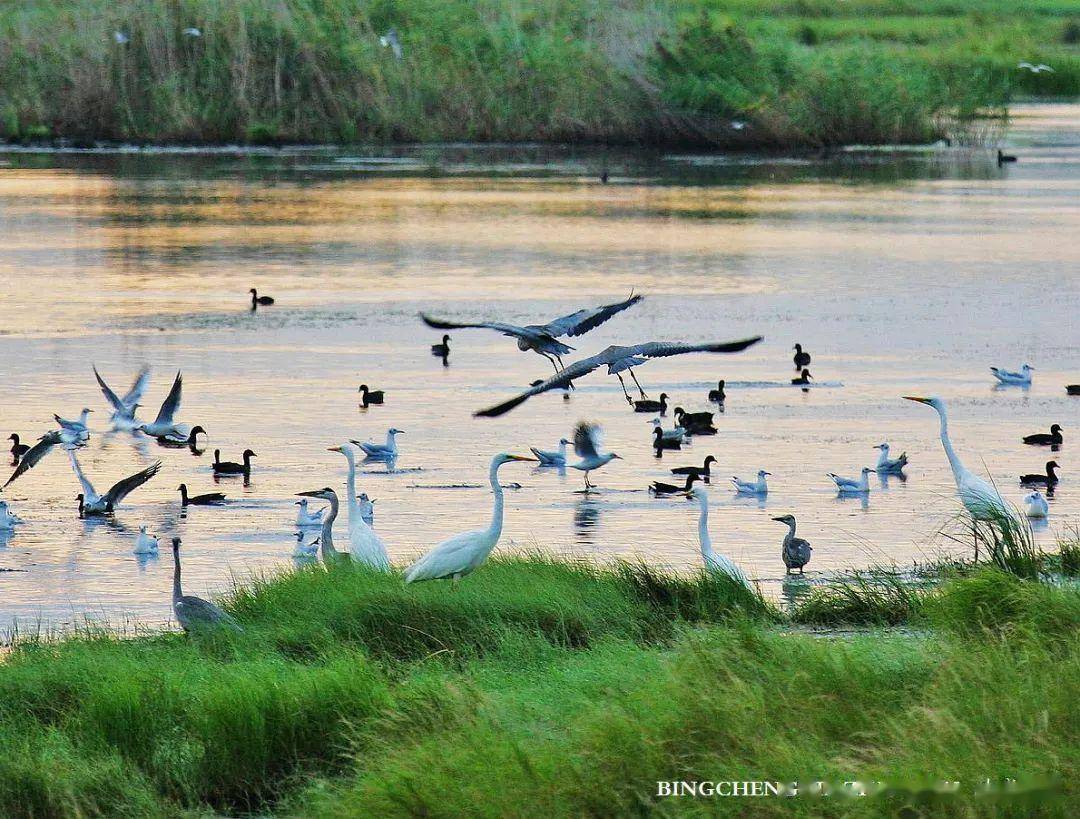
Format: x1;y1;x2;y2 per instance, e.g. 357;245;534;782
320;494;340;560
935;405;965;479
697;497;714;560
342;448;358;528
172;549;182;602
486;459;506;542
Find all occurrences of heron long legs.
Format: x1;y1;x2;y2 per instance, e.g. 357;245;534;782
615;373;634;403
628;369;649;399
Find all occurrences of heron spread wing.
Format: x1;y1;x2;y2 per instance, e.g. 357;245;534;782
93;367;127;413
421;314;567;350
103;461;162;507
67;450;99;500
573;422;602;460
3;431;61;488
473;355;604;417
539;293;644;338
625;337;764;359
121;365;151;406
154;372;183;424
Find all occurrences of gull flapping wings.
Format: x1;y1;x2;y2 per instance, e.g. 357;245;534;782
68;450;98;499
153;371;183;424
3;431;62;488
573;422;602;460
474;336;763;417
103;461;162;507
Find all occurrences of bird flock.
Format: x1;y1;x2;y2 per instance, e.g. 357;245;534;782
0;287;1071;632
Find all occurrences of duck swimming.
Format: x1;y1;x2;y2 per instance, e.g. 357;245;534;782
431;334;451;357
8;434;29;461
250;288;274;306
178;483;226;506
1020;460;1060;487
652;426;681;451
157;425;206;450
649;473;699;496
633;392;668;414
673;407;717;435
707;380;726;403
791;369;812;386
358;384;385;407
793;344;811;369
1023;424;1062;446
671;455;717;482
213;449;255;477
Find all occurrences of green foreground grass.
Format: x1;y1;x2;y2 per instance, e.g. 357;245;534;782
0;556;1076;817
0;1;1077;147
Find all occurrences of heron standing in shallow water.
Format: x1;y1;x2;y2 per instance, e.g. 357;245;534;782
772;515;812;574
171;537;242;633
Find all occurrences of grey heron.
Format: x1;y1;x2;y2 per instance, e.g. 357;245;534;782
404;453;536;585
694;487;752;589
178;483;225;506
772;515;812;574
93;364;150;431
421;293;644;375
568;422;620;490
137;371;189;439
213;449;255;477
295;487;354;566
69;451;161;516
3;430;63;488
474;336;762;417
171;537;242;632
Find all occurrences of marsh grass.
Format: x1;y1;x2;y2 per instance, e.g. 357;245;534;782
791;570;926;626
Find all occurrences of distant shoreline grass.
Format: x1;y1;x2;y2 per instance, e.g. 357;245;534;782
0;1;1076;149
0;546;1075;817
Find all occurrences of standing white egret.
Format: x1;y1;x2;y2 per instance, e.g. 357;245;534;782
94;365;150;430
903;396;1007;518
171;537;242;632
691;487;752;590
567;422;621;491
329;444;390;570
138;371;190;438
474;337;763;417
404;453;536;584
69;452;162;516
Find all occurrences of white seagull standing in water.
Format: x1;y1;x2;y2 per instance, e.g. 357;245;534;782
0;500;23;530
567;422;621;491
294;498;325;527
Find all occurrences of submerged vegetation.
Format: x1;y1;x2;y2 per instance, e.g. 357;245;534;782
0;538;1076;816
0;0;1076;147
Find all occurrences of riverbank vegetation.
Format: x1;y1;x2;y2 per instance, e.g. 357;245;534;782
0;1;1076;147
0;535;1075;817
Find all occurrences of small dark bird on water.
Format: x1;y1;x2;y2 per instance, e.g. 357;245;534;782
213;448;256;477
652;426;681;451
250;288;274;306
1020;460;1060;486
157;425;206;450
674;407;717;435
997;149;1017;166
793;344;811;368
358;384;385;406
1023;424;1062;446
671;455;717;481
8;434;29;461
634;392;668;414
599;169;609;184
792;368;813;385
431;334;450;357
1067;385;1080;396
178;483;226;506
708;380;726;403
649;473;699;496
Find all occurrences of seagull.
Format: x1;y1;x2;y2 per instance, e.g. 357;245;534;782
772;514;812;574
3;431;63;488
352;429;403;460
69;451;161;516
1020;460;1060;487
358;492;375;526
0;500;23;530
732;470;769;495
295;498;325;527
404;453;536;584
94;364;150;430
649;417;685;444
874;443;908;473
8;434;30;462
171;537;242;633
475;336;763;417
1024;490;1049;519
531;438;570;466
793;344;811;369
133;526;159;554
55;408;92;435
692;487;752;590
379;27;403;60
137;371;189;439
991;364;1033;385
182;27;202;38
250;288;274;306
358;385;385;406
421;294;643;374
178;483;225;506
1018;62;1054;73
568;422;621;491
293;531;320;559
828;467;876;494
1023;424;1062;446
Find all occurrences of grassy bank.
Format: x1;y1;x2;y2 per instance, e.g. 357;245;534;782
0;554;1075;816
0;1;1076;147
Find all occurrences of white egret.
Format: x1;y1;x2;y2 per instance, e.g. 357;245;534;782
329;444;390;570
404;453;535;584
69;451;161;516
827;467;876;494
772;515;812;574
691;487;752;590
171;537;241;632
732;470;769;495
1018;62;1054;73
903;396;1008;518
568;422;620;491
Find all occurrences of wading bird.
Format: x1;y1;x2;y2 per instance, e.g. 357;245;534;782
531;438;570;466
773;514;812;574
732;470;769;495
1020;460;1060;487
0;500;23;530
293;531;319;559
358;492;375;525
358;384;385;406
1023;424;1062;446
874;443;908;473
178;483;225;506
421;294;643;374
213;449;255;477
828;467;876;494
171;537;242;632
69;452;161;516
250;288;274;306
328;444;390;569
1017;61;1054;73
569;422;620;491
991;363;1032;385
138;371;189;439
380;27;403;59
904;396;1007;518
693;487;752;590
404;453;536;584
93;364;150;430
475;337;762;417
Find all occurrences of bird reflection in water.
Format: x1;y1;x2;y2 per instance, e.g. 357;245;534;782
573;496;602;544
781;576;813;612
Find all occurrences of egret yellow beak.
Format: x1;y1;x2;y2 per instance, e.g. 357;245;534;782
508;454;537;462
327;445;344;452
903;396;930;404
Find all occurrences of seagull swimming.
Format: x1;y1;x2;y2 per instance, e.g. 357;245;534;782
873;443;908;473
133;525;159;554
352;429;402;461
828;467;876;494
358;492;375;526
94;364;150;430
991;364;1034;385
1024;490;1049;519
0;500;23;530
732;470;769;495
295;498;325;527
531;438;570;466
69;451;161;516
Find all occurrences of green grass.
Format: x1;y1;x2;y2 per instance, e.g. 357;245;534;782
0;553;1075;816
0;1;1075;146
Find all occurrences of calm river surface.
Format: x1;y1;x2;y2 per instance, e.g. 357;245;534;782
0;103;1077;632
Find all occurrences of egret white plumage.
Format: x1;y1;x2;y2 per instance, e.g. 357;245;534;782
568;422;620;490
171;537;242;632
404;453;535;584
137;371;190;438
1024;490;1049;519
133;525;159;554
352;429;402;460
772;514;812;574
0;500;23;530
421;294;643;374
69;451;161;516
531;438;570;466
732;470;769;495
691;487;752;590
474;336;763;417
904;396;1008;519
295;498;325;527
329;444;390;570
874;443;908;473
827;467;876;494
991;364;1033;385
94;365;150;430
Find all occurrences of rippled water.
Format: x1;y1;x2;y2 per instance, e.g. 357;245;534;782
0;103;1077;631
